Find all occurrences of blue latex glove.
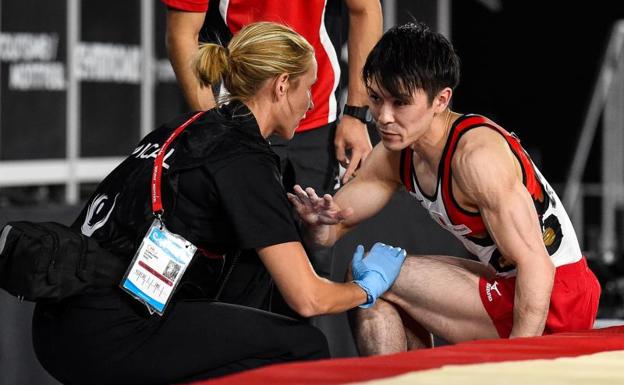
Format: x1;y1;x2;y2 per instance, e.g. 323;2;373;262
352;242;407;308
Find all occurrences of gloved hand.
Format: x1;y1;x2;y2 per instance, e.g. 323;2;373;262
351;242;407;308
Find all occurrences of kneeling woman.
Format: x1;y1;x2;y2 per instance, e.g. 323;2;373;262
32;22;405;385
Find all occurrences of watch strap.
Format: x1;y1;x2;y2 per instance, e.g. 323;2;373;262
343;104;370;124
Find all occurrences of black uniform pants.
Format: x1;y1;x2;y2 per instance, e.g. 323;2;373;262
32;290;329;385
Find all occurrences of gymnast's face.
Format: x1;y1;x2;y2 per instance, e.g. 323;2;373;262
367;81;438;151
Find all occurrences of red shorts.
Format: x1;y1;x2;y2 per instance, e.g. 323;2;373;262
479;257;601;338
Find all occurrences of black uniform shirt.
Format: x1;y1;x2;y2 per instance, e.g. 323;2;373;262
169;103;302;307
74;101;301;308
170;103;301;253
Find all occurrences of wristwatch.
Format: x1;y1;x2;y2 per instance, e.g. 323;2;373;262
342;104;372;124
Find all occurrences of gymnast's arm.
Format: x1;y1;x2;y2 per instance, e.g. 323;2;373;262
453;127;555;337
287;143;402;247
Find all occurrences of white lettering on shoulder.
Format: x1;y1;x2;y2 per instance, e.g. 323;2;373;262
131;143;174;169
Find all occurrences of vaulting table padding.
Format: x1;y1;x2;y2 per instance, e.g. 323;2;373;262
186;326;624;385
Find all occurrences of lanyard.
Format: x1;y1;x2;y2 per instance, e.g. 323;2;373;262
151;111;205;217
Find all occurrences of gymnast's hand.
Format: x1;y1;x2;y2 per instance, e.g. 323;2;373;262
351;242;407;308
287;185;353;246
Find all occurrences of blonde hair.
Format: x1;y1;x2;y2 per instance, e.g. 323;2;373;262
193;22;314;104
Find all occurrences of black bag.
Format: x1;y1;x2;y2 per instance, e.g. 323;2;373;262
0;221;127;303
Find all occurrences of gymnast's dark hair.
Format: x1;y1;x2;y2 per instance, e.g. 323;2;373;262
363;22;460;104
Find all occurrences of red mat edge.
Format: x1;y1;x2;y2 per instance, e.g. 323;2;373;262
188;326;624;385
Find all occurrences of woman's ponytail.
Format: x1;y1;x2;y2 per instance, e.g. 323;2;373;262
193;43;229;88
193;22;314;104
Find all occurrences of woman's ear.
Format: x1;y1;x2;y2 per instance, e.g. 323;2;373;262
274;73;290;98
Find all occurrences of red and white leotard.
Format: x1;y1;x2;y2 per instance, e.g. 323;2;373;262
400;114;582;276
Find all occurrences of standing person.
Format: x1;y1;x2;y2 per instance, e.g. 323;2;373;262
162;0;382;279
288;22;601;355
32;23;406;385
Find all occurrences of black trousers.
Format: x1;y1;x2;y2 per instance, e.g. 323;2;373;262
32;289;329;385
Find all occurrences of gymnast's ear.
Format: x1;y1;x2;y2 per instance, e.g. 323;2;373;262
433;87;453;112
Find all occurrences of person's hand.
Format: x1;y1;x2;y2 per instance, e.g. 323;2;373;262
334;115;373;184
287;185;353;226
351;242;407;308
287;185;353;246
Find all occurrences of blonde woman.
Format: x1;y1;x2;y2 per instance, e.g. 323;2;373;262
32;22;405;384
